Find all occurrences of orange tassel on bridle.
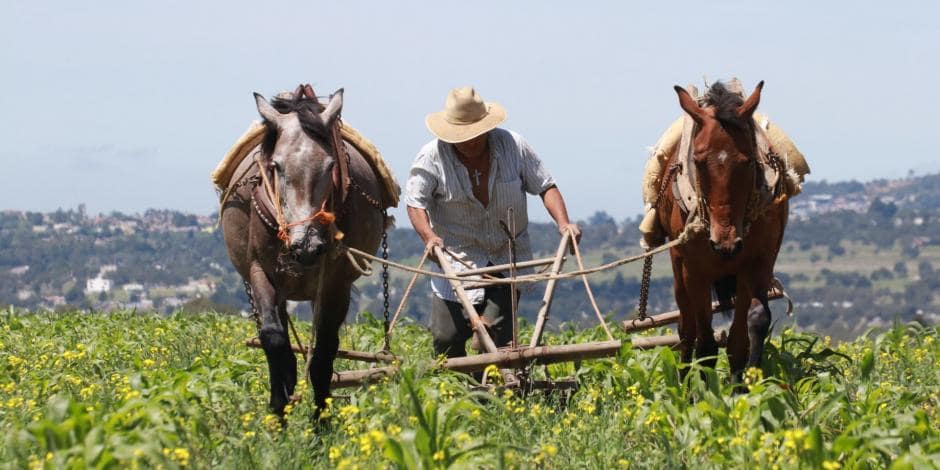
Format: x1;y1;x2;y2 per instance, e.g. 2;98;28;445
276;202;339;246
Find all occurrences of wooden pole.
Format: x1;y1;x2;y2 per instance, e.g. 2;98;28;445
433;246;518;385
528;232;571;348
332;366;398;388
327;332;728;388
441;340;622;373
622;290;784;333
245;338;398;363
630;330;727;349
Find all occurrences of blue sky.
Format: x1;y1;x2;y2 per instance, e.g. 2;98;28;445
2;1;938;221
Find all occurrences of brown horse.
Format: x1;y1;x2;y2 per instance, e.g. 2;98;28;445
220;85;385;415
658;80;788;383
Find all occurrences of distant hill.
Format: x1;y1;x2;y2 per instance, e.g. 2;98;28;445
2;173;939;340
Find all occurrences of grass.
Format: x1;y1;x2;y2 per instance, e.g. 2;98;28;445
0;309;938;468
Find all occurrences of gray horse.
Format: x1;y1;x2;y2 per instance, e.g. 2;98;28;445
220;86;385;416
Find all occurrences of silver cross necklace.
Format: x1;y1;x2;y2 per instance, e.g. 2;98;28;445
471;169;482;186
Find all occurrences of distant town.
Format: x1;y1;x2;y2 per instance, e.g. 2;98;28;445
2;173;939;339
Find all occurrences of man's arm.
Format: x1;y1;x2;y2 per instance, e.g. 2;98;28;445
407;206;444;249
540;185;582;243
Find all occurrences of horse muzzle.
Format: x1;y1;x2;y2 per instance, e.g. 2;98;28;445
288;231;326;264
710;236;743;260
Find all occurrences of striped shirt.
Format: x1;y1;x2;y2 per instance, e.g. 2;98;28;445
404;128;556;303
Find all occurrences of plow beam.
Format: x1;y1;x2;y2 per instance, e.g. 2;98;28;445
244;338;398;363
622;290;784;333
326;333;726;388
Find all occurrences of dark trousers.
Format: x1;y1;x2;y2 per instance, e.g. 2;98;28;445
430;283;515;358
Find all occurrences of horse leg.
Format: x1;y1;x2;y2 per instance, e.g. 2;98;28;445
309;281;351;416
276;300;297;402
746;285;772;370
671;257;696;382
692;285;719;372
727;278;754;384
249;263;295;416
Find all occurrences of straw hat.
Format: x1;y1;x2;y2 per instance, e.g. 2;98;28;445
425;87;507;143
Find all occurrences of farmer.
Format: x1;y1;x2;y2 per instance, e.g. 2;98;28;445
405;86;581;358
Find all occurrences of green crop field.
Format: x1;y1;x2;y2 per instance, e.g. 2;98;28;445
1;310;937;469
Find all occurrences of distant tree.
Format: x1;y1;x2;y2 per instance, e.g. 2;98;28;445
902;243;920;259
893;262;908;278
918;261;934;279
25;212;44;225
870;267;894;281
828;243;846;257
868;198;898;220
65;284;84;304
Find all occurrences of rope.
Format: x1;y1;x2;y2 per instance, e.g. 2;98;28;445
345;249;374;276
342;220;701;285
569;227;614;341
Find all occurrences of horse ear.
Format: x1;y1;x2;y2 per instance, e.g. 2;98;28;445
737;80;764;120
303;84;316;100
674;85;705;124
320;88;344;124
254;93;281;124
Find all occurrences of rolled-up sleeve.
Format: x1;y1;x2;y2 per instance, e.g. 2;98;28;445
404;152;438;210
517;136;556;195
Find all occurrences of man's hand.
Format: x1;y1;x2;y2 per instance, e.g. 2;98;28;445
560;223;582;254
426;235;444;250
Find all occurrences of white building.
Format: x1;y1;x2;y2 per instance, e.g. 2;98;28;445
86;277;112;293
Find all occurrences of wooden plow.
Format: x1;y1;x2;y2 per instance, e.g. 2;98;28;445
246;229;792;391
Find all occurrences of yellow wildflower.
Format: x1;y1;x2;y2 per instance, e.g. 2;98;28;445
7;355;24;368
328;446;342;461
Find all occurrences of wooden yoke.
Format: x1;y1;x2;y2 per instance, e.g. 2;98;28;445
433;246;518;386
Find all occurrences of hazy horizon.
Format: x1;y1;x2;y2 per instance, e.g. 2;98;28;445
3;1;938;222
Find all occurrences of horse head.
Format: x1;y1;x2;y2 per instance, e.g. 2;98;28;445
254;87;344;263
674;80;764;259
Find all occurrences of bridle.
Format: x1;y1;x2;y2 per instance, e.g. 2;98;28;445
253;86;350;248
255;155;339;247
661;117;767;238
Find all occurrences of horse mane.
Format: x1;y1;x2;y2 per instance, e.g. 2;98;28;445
702;81;748;130
262;94;332;156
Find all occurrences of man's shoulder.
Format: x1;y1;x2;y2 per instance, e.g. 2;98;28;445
413;139;444;165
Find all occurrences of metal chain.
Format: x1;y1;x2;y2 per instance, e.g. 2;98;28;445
637;253;653;321
381;209;391;352
242;279;262;332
